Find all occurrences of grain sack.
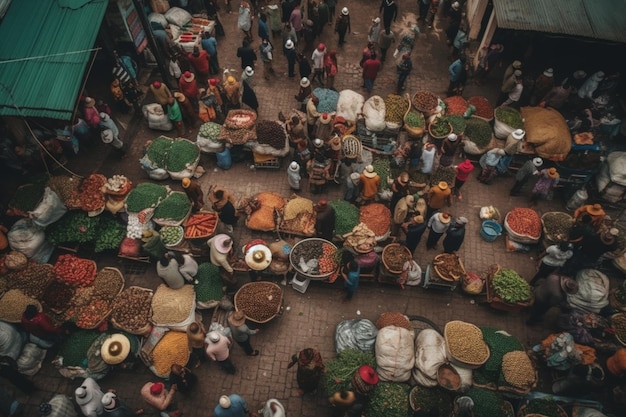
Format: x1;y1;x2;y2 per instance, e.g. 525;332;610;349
164;7;191;27
150;284;197;329
362;96;387;132
520;106;571;161
568;269;610;313
412;329;447;387
336;90;365;123
375;325;415;382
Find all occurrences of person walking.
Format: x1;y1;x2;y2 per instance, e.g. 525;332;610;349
530;68;555;106
403;215;428;254
317;0;329;35
477;148;505;184
335;7;351;46
238;1;253;41
166;97;185;137
324;49;338;90
530;167;559;204
258;13;270;41
378;28;395;63
362;53;381;94
510;157;543;196
426;211;451;250
287;161;302;190
396;53;412;93
443;217;468;253
173;93;198;130
288;348;326;394
228;310;260;356
426;181;452;219
214;394;251;417
473;43;504;84
186;321;207;364
289;3;303;38
210;187;238;233
99;113;125;154
237;39;257;70
75;378;104;417
379;0;398;32
260;39;275;80
340;260;360;301
201;31;219;75
205;331;236;374
447;55;466;96
526;274;578;325
311;43;326;85
453;159;474;200
306;94;320;137
368;17;382;45
285;40;297;78
530;242;574;285
359;165;380;204
439;133;461;167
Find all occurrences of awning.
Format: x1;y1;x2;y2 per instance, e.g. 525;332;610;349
493;0;626;44
0;0;108;120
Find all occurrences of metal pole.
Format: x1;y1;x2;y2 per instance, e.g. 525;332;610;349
131;0;172;89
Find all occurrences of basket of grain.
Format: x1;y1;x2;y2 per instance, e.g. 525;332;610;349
111;286;154;335
147;331;190;378
499;350;537;395
381;243;412;274
150;284;197;329
444;320;490;369
91;267;125;301
234;281;283;323
611;313;626;346
0;289;42;323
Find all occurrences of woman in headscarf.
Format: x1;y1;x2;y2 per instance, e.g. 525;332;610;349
287;348;325;395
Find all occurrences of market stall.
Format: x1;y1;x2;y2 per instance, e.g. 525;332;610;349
289;238;338;291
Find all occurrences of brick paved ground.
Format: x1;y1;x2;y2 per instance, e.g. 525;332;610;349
6;1;623;416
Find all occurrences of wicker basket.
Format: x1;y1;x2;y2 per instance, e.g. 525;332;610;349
110;286;154;335
184;211;219;240
153;193;193;227
541;212;574;245
517;402;568;417
486;264;534;312
341;135;362;159
403;97;425;138
428;120;453;139
412;91;439;115
381;243;412;274
444;321;489;369
93;267;125;300
0;289;42;323
609;288;626;312
432;253;465;282
234;282;283;323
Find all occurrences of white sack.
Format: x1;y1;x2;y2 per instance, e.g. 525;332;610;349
375;325;415;382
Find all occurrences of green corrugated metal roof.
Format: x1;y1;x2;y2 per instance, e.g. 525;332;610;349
0;0;107;120
493;0;626;44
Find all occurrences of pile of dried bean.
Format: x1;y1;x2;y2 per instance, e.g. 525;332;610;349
91;268;124;301
256;120;287;149
111;287;153;332
413;91;438;112
542;212;573;240
8;263;55;298
445;321;489;365
235;282;282;322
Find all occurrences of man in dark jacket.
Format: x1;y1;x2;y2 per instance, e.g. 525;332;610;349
443;217;467;253
237;39;257;70
314;199;335;241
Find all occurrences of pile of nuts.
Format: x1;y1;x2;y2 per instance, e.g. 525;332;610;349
445;321;489;365
235;282;282;323
502;351;536;390
111;287;153;333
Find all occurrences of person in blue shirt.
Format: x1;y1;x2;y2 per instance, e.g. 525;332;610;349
213;394;250;417
341;260;360;301
258;14;270;41
201;32;219;74
447;55;466;96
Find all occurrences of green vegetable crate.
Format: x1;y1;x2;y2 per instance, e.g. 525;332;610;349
485;264;533;313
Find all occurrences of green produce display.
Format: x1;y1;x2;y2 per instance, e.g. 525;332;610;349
9;180;47;212
94;215;126;252
384;94;408;123
442;115;466;135
367;383;409;417
372;158;390;191
409;386;452;416
464;117;492;148
194;262;224;302
495;107;524;129
153;192;191;221
475;326;524;383
492;268;531;304
126;183;168;213
329;200;360;236
466;387;511;417
405;111;424;127
146;137;172;166
166;140;200;172
47;211;100;244
523;398;562;417
429;118;452;138
57;330;101;367
160;226;184;246
199;122;222;139
429;166;456;187
323;349;376;396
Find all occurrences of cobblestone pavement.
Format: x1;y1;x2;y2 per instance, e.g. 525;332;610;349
6;1;621;416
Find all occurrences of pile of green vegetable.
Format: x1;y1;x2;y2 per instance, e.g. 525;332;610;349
466;387;512;417
492;268;531;303
523;398;563;417
146;137;172;166
367;382;409;417
474;327;524;384
93;215;126;252
464;117;493;148
57;330;101;366
329;200;359;236
384;94;408;124
495;107;524;129
46;212;125;252
323;349;376;396
430;166;456;187
405;111;424;128
153;192;191;221
166;139;200;172
372;158;390;191
198;122;222;140
408;386;452;416
442;115;466;135
160;226;184;246
429;118;452;138
9;180;47;212
194;263;223;302
126;183;168;213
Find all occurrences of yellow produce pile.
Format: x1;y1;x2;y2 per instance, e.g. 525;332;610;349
283;196;313;220
151;331;190;377
151;285;195;324
0;289;41;322
445;321;489;365
502;351;536;390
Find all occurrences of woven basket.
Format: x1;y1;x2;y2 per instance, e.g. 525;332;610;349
93;267;125;300
234;282;283;323
609;288;626;312
381;243;412;274
111;286;154;335
541;212;574;245
444;321;490;369
184;211;219;240
412;91;439;114
341;135;362;159
153;194;193;227
432;253;465;282
486;264;534;312
504;211;541;244
428;120;453;139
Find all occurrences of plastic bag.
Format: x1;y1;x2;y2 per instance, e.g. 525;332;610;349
29;187;67;227
568;269;610;313
16;342;46;376
7;219;54;263
335;319;378;353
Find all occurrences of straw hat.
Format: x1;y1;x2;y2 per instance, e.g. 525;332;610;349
208;331;221;343
228;310;247;327
174;92;186;102
438;181;448;190
300;77;311;88
182;178;191;188
227;76;236;85
101;393;117;410
373;17;380;24
438;212;451;224
245;244;272;270
363;165;377;178
512;129;525;140
601;228;620;244
341;7;349;15
447;133;457;142
75;386;93;405
547;167;559;179
285;39;294;49
413;215;424;224
329;135;342;151
313;138;324;148
183;71;195;82
320;112;332;124
244;66;254;77
532;157;543;167
219;395;231;408
560;276;579;295
101;334;131;365
84;97;95;107
289;161;300;172
543;68;554;77
587;204;604;216
212;234;233;254
350;172;360;185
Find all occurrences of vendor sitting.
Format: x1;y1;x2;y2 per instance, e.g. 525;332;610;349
210;187;238;233
308;152;333;194
269;239;292;283
207;234;236;288
21;305;64;348
156;252;185;289
574;203;606;229
244;240;272;282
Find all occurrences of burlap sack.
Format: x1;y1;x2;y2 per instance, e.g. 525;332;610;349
520;106;571;161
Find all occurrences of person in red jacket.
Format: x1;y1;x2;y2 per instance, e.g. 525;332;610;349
21;305;63;346
362;53;382;94
453;159;474;201
178;71;199;109
187;46;210;85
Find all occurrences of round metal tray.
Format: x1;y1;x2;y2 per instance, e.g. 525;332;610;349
289;238;338;280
